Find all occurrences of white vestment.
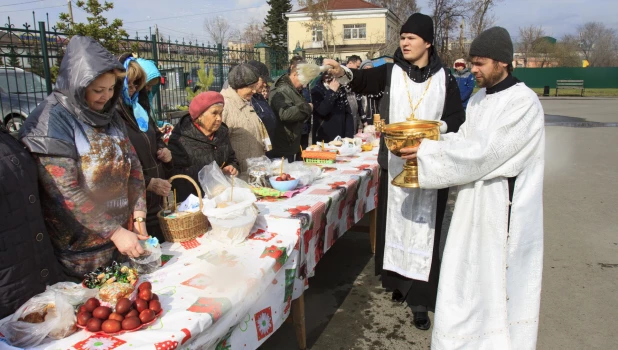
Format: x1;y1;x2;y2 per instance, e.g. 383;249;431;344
383;65;446;281
417;83;545;350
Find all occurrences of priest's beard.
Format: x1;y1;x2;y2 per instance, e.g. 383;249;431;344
475;63;508;88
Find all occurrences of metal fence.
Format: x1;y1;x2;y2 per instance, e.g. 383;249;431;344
0;16;259;130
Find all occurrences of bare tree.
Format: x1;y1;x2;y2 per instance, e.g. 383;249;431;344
204;16;233;44
430;0;468;65
517;25;545;67
365;0;420;56
297;0;338;56
577;22;618;67
242;19;265;48
554;35;582;67
468;0;501;38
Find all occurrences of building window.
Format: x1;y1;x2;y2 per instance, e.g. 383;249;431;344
312;25;323;42
344;24;366;40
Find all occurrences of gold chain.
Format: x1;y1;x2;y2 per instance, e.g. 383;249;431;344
401;69;433;120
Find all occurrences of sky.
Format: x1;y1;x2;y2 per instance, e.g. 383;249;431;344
1;0;617;44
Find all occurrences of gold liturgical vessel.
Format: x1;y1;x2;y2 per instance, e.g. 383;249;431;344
374;113;441;188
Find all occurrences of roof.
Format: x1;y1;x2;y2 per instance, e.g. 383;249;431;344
296;0;383;12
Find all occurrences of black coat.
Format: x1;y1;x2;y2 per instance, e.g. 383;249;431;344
116;103;172;241
348;48;466;170
167;113;240;202
251;93;277;139
0;126;64;319
311;82;359;143
351;48;466;310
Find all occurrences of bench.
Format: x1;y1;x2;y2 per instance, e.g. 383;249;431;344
556;80;585;97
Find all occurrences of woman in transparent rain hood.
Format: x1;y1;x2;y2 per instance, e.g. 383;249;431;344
19;36;149;279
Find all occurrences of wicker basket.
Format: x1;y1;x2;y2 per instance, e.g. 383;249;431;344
157;175;209;242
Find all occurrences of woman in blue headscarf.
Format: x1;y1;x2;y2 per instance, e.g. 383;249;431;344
135;58;162;117
116;54;172;242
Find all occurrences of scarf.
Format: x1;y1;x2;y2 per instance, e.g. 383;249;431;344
121;57;149;132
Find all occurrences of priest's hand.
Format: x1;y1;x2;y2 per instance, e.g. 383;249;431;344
323;59;344;78
399;140;423;160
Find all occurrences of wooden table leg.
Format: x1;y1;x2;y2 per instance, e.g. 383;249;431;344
369;208;377;254
292;293;307;350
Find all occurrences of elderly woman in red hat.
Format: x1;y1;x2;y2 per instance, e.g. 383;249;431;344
168;91;240;201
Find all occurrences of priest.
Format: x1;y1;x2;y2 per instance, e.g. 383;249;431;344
402;27;545;349
324;13;465;330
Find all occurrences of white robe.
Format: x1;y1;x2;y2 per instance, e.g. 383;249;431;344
383;65;446;281
417;83;545;350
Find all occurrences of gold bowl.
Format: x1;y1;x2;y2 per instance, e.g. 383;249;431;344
376;118;441;188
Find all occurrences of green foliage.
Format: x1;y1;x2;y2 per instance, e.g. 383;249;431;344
56;0;129;54
186;60;215;102
263;0;292;49
8;47;21;68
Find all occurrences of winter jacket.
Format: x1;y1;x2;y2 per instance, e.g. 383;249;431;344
0;126;64;319
167;113;240;202
251;93;277;139
116;103;172;241
453;68;475;108
268;74;312;157
311;82;357;143
221;87;269;173
19;36;146;279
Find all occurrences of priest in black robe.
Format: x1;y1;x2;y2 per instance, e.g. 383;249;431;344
324;13;465;330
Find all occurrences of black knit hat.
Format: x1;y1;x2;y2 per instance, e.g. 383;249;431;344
247;60;273;83
228;63;260;89
400;13;434;44
469;26;514;64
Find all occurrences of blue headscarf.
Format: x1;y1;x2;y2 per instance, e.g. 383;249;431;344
121;57;149;132
136;58;162;108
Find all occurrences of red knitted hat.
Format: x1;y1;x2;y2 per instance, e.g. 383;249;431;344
189;91;225;120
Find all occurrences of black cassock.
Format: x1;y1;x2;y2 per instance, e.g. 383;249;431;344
348;48;465;311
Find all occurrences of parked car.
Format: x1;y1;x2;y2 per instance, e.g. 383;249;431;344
0;67;49;132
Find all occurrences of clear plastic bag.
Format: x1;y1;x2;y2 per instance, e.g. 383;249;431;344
130;237;162;274
202;188;258;245
246;156;272;188
0;282;95;347
198;161;250;199
286;162;321;186
330;136;362;156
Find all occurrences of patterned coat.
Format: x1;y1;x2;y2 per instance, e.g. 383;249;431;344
19;36;146;279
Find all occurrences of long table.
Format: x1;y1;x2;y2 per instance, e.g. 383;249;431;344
0;149;379;350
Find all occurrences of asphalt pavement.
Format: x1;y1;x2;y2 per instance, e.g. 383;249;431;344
261;97;618;350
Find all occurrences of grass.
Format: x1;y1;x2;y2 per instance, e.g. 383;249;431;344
472;87;618;97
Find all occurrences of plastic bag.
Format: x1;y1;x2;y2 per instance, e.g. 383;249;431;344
130;237;162;274
331;136;362;156
246;156;272;188
177;194;201;213
198;162;250;199
46;282;98;305
202;187;258;244
198;162;231;198
269;158;290;177
286;162;321;186
0;282;95;347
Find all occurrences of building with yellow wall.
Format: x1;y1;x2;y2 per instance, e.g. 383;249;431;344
285;0;399;61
